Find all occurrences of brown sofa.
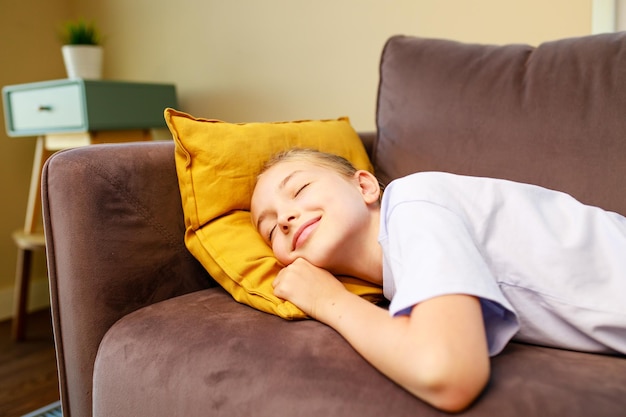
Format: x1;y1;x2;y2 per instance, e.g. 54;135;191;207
42;34;626;417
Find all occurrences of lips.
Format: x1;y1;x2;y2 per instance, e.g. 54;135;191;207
292;217;321;251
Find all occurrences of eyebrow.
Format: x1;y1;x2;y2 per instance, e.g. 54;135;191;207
255;170;302;232
279;170;302;190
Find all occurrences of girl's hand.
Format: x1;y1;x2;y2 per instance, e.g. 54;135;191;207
272;258;347;319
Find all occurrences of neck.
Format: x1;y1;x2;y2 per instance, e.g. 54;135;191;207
329;207;383;286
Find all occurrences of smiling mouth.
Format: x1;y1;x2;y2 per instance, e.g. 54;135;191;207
292;217;321;251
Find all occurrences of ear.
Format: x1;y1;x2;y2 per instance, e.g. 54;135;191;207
354;170;381;205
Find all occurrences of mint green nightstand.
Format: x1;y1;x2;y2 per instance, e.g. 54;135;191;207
2;78;177;341
3;78;177;136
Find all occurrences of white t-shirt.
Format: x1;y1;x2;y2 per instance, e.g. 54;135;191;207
378;172;626;356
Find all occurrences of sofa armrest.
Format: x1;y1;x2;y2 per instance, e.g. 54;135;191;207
42;141;212;416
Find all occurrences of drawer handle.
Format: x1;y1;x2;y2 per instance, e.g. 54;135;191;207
37;105;53;112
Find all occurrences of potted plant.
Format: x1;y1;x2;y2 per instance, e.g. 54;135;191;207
59;19;104;79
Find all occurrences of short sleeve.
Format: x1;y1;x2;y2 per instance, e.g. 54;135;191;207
379;200;520;356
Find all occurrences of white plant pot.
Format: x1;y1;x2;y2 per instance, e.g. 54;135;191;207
62;45;103;79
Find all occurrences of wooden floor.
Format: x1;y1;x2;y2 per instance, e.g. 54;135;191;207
0;309;60;416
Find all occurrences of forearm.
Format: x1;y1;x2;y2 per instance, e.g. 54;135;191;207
272;259;489;411
317;292;419;391
314;291;489;412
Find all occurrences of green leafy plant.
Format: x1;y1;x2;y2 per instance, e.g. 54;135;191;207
59;19;102;45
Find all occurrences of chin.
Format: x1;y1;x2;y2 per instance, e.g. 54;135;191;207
287;239;341;270
307;255;341;273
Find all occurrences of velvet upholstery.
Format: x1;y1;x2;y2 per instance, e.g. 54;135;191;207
42;33;626;417
375;34;626;214
93;289;626;417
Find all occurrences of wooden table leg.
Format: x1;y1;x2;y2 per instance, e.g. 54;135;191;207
12;248;32;341
11;136;51;341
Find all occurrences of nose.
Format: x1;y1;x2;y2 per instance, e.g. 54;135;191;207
277;211;298;233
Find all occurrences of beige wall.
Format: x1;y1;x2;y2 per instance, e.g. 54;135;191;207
0;0;593;319
73;0;593;130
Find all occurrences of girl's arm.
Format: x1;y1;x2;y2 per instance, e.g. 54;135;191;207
273;258;490;413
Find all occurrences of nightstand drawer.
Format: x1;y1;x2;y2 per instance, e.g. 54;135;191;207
3;79;177;137
7;84;85;133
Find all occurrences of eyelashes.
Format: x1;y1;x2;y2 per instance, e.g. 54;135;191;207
295;183;309;196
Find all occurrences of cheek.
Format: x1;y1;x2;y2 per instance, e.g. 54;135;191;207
272;240;293;266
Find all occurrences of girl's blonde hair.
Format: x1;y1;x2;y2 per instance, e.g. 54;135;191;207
258;148;385;193
259;148;358;179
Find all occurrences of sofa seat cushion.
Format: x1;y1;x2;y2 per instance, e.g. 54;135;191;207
93;288;626;417
92;288;422;417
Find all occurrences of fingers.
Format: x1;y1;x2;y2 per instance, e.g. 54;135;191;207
272;272;282;290
272;258;306;288
272;258;316;307
272;263;295;300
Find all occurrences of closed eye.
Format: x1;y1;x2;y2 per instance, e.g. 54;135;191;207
268;224;277;242
295;183;310;197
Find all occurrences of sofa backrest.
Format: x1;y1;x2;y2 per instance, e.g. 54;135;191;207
373;33;626;216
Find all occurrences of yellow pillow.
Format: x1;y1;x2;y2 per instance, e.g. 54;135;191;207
165;108;384;319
